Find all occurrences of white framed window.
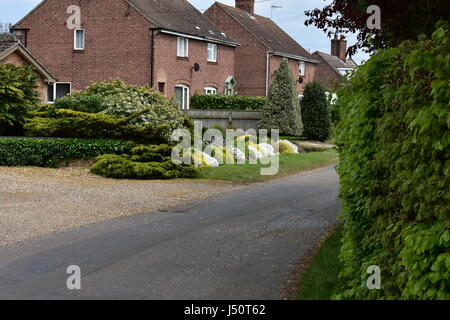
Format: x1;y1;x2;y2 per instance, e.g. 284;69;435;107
47;82;72;103
207;43;217;62
74;29;85;50
174;84;190;110
299;61;306;76
204;87;217;95
177;37;189;57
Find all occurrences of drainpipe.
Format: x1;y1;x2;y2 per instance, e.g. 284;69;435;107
150;27;159;89
265;51;271;96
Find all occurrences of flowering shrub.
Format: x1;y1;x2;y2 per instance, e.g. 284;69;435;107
58;80;186;137
276;140;299;155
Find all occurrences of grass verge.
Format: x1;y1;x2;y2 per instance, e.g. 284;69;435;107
296;226;343;300
197;149;338;183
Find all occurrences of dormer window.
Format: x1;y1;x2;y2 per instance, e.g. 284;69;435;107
74;29;85;50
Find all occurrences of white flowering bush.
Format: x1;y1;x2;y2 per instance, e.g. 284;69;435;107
66;80;186;136
275;140;299;154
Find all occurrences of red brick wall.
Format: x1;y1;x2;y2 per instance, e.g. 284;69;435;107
0;51;48;102
204;4;316;97
153;32;235;98
13;0;153;91
204;5;268;97
268;55;316;96
312;53;342;90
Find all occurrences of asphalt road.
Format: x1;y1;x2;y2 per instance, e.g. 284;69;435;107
0;165;340;300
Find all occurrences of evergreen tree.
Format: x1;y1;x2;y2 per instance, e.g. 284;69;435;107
301;82;331;141
260;60;303;136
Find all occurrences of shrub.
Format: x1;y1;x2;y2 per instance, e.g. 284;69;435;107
260;60;303;136
0;137;132;167
335;23;449;300
90;144;197;179
190;94;266;111
24;108;168;144
301;82;331;141
0;64;39;135
62;80;186;135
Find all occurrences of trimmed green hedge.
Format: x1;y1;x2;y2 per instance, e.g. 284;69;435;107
190;94;266;111
0;137;132;167
90;144;197;180
335;22;449;300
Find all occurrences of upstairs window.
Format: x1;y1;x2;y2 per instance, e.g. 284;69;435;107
74;29;85;50
177;37;189;57
207;43;217;62
299;61;306;76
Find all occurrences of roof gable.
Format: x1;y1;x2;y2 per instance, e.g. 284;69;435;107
215;2;314;60
314;51;357;75
128;0;238;45
0;40;56;82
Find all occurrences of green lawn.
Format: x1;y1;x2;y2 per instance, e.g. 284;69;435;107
197;149;338;183
296;226;344;300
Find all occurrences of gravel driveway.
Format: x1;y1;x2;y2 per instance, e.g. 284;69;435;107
0;166;239;247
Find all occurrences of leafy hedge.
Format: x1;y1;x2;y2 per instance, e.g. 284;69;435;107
335;23;449;300
301;82;331;141
190;94;266;111
90;144;197;179
24;106;168;144
0;64;39;135
0;137;132;167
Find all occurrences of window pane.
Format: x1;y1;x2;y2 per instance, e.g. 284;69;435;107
175;87;183;108
75;30;84;49
208;43;217;62
55;84;70;100
47;84;54;102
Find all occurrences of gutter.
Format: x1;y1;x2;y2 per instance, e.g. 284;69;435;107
160;29;239;47
269;51;319;64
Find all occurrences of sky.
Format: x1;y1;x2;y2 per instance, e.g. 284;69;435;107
0;0;369;64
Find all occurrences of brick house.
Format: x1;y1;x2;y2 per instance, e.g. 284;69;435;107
0;40;56;102
312;35;358;90
204;0;318;97
11;0;239;109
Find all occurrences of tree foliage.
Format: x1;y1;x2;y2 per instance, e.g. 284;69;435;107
0;64;39;135
260;60;303;136
301;82;331;141
335;22;449;300
304;0;450;55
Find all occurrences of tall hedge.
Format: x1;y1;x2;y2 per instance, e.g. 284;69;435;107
260;60;303;136
0;64;39;135
301;82;330;141
190;94;265;111
335;23;449;300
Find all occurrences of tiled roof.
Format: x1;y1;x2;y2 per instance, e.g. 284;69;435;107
314;51;357;72
0;40;17;55
128;0;238;45
216;2;314;60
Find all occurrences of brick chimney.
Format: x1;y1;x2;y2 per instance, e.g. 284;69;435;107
331;35;347;62
235;0;255;15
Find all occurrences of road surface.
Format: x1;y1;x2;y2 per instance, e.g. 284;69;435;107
0;165;340;300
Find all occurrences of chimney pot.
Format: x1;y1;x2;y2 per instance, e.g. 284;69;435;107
235;0;255;15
